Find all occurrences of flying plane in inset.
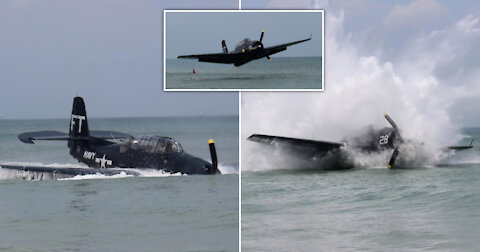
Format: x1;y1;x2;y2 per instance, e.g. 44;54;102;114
178;31;312;66
248;114;474;169
0;97;220;177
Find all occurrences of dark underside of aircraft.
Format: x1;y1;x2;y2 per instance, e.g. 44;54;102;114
0;97;220;177
178;31;312;66
248;114;474;170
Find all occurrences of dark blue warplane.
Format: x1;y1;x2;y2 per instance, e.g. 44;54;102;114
249;114;474;169
0;97;220;177
178;31;312;66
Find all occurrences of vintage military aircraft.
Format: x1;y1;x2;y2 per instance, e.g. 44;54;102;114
0;97;220;177
178;31;312;66
248;114;474;169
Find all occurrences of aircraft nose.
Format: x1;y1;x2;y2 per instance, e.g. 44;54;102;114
203;163;215;174
201;159;220;174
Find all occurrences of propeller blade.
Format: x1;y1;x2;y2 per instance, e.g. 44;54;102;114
266;55;271;61
384;113;403;142
388;148;399;168
384;113;403;168
208;139;218;173
260;30;264;42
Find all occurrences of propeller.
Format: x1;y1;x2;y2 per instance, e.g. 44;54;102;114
388;148;400;168
259;31;271;61
208;139;218;174
384;113;403;168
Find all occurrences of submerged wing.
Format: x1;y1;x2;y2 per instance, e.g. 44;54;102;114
248;134;343;158
19;130;132;144
0;164;140;177
263;37;312;57
178;52;243;64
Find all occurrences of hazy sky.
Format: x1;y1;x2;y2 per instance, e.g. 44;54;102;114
166;11;323;59
0;0;238;119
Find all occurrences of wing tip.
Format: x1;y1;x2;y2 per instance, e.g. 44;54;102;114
18;133;34;144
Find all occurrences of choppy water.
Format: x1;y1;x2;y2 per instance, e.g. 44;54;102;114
0;116;239;251
242;128;480;251
166;57;322;90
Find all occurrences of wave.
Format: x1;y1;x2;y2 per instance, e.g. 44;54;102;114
0;161;238;181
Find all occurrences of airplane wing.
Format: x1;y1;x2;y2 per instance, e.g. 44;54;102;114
19;130;132;144
248;134;343;158
447;140;474;151
177;52;242;64
262;37;312;57
0;164;140;177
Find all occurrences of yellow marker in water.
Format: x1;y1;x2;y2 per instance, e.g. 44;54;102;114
209;139;215;144
388;165;392;168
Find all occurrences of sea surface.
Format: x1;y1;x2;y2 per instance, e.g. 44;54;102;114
0;116;239;252
242;128;480;251
165;57;322;90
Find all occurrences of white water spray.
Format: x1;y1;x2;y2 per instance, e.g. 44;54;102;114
242;2;480;170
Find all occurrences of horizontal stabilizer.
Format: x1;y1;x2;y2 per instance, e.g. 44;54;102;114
19;130;132;144
90;130;133;139
19;131;73;143
0;164;140;176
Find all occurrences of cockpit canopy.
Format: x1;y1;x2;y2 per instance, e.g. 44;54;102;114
121;135;184;154
234;39;264;53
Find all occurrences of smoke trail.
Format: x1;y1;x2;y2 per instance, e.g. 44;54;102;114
234;38;253;53
242;1;480;170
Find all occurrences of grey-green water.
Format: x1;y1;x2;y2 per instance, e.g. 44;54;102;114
0;116;239;251
166;57;322;90
242;128;480;251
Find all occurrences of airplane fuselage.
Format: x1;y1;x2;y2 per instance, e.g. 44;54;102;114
68;135;218;174
248;127;399;170
231;40;285;66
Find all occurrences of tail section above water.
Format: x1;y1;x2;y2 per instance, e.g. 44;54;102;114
70;96;90;138
18;96;131;144
222;40;228;53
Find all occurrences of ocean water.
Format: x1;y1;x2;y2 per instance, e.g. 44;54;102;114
0;116;239;251
165;57;322;90
242;128;480;251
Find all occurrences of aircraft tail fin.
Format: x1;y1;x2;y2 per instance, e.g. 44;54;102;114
69;96;90;138
222;40;228;53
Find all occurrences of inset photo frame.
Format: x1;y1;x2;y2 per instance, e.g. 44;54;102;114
164;10;324;91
